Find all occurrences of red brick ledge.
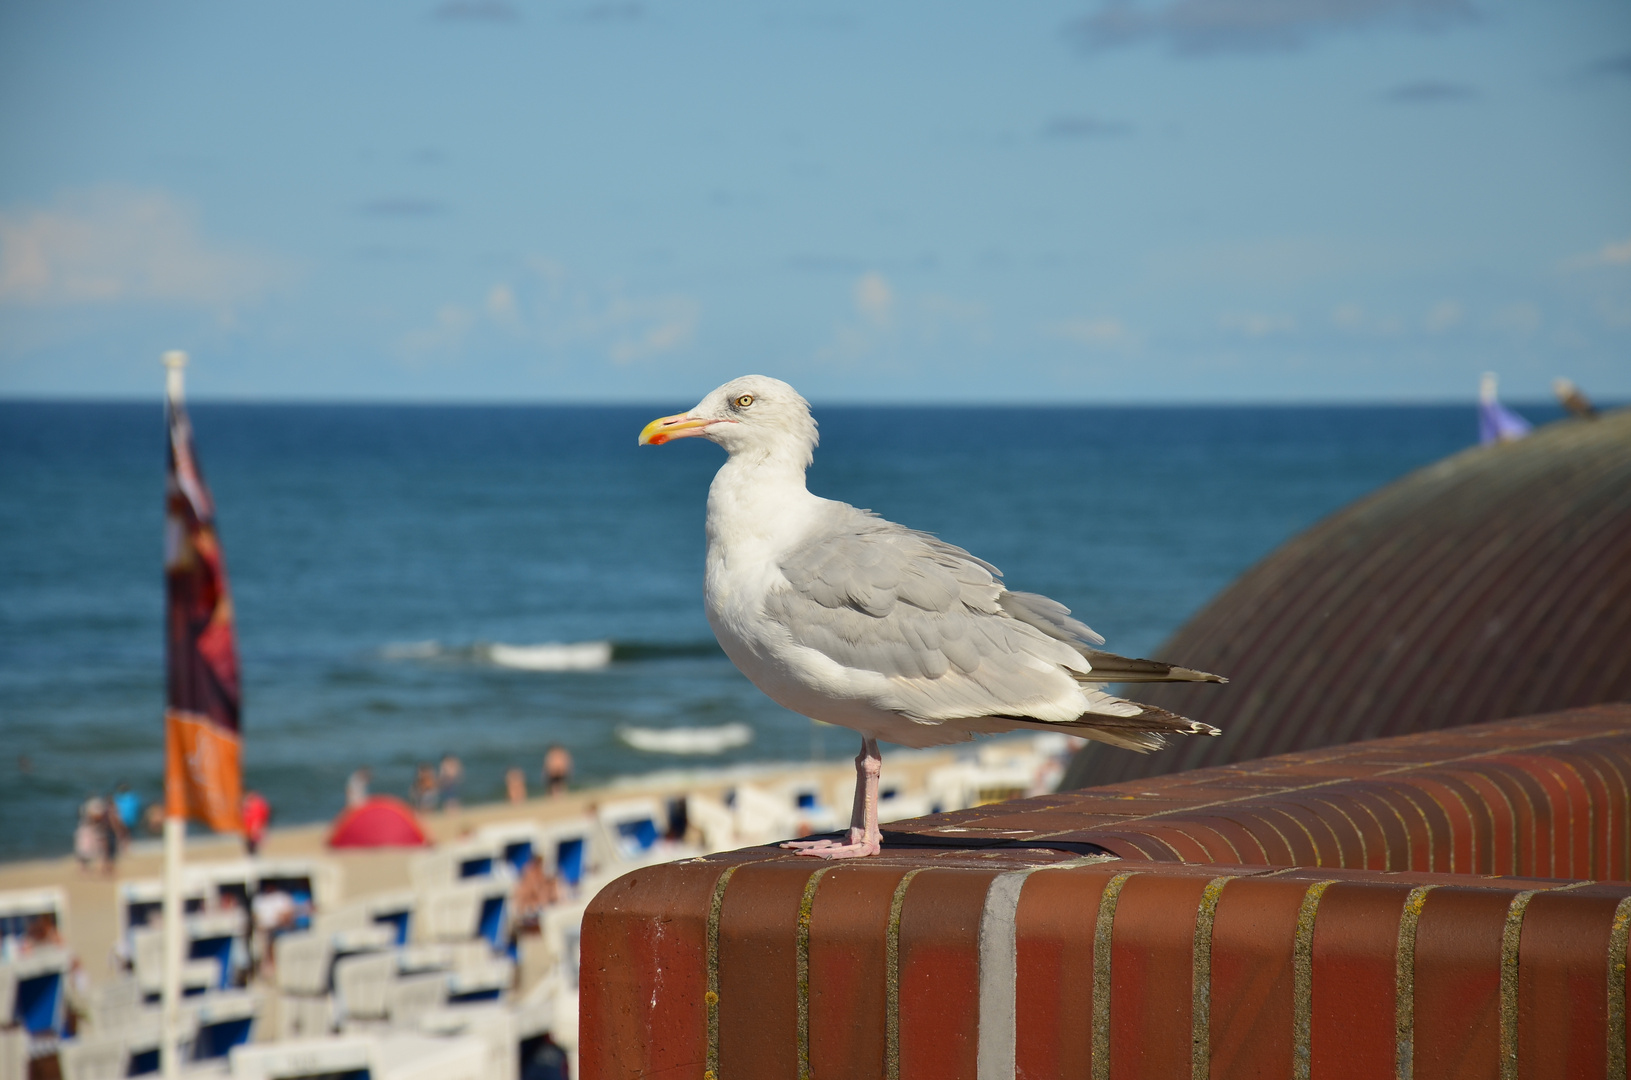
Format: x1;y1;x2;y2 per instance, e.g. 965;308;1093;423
582;706;1631;1079
893;703;1631;880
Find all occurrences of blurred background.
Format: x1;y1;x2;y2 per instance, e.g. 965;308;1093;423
1;1;1627;860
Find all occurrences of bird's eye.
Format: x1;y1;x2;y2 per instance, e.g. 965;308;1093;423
735;394;754;408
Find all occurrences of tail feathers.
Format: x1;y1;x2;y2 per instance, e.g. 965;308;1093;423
994;700;1222;754
1078;649;1227;684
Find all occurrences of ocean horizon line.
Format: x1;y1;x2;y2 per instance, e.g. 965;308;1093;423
0;394;1600;410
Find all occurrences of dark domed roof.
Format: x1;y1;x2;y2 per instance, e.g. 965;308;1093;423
1063;409;1631;790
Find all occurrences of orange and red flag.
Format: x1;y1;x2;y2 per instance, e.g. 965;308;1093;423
164;394;243;832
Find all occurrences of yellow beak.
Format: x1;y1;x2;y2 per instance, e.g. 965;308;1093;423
638;412;714;446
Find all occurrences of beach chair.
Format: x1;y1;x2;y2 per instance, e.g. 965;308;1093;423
186;989;259;1063
417;880;508;949
876;787;932;823
535;819;595;889
128;911;244;993
130;926;223;1002
85;973;143;1033
416;1002;536;1080
729;784;796;845
313;892;415;949
61;1004;171;1079
0;887;69;957
475;821;545;877
384;971;448;1027
511;994;561;1080
682;794;737;852
409;837;505;893
393;944;450;977
58;1031;133;1080
330;925;395;965
187;909;247;990
2;945;71;1038
191;859;257;913
270;931;331;997
535;899;588;999
595;798;663;862
332;953;394;1024
0;1028;28;1080
230;1032;486;1080
445;958;512;1006
774;777;843;836
361;891;416;947
253;860;342;932
443;941;499;974
270;991;333;1042
117;879;206;963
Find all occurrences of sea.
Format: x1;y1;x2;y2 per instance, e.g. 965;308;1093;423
0;399;1566;863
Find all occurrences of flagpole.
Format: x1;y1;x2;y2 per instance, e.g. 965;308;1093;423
160;349;188;1080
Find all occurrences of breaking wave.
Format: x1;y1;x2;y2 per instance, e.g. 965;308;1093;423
378;638;723;670
379;640;442;660
617;723;755;755
483;641;614;671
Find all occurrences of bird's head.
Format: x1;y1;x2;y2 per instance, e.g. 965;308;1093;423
638;375;819;466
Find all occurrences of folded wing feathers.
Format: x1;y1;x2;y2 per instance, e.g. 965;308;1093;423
998;590;1105;646
771;512;1224;737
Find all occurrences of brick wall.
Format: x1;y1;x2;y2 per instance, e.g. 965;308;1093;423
582;704;1631;1079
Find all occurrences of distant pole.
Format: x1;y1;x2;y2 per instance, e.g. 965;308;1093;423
160;350;187;1080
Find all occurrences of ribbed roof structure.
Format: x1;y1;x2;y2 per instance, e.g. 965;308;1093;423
1063;409;1631;790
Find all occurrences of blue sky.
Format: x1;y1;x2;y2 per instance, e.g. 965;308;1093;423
1;0;1627;402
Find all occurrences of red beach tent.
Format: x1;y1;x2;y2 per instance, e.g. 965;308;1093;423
327;796;430;848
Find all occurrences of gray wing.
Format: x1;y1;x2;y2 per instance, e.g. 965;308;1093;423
762;511;1105;723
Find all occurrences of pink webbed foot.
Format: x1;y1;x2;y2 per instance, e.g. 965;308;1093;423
780;835;881;859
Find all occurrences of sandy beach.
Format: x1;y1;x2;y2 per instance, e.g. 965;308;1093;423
0;749;961;989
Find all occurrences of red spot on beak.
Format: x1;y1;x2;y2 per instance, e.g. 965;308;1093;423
648;433;669;446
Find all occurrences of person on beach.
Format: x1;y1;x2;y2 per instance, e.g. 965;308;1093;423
438;754;464;811
505;767;528;804
101;794;129;870
242;790;270;856
74;798;108;874
511;855;560;936
544;744;572;797
250;887;306;974
345;767;371;808
112;783;141;836
412;763;439;812
23;913;64;951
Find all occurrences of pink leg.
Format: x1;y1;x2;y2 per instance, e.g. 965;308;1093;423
783;737;882;859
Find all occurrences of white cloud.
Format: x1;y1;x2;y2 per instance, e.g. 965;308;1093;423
1595;236;1631;266
1563;235;1631;272
1220;311;1296;338
1424;300;1463;332
0;187;279;308
1491;301;1541;335
817;271;986;364
401;261;698;365
854;271;894;326
1330;303;1403;336
1046;317;1139;349
1068;0;1478;56
485;283;517;321
603;295;699;364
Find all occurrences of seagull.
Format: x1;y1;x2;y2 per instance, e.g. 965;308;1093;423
639;376;1225;859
